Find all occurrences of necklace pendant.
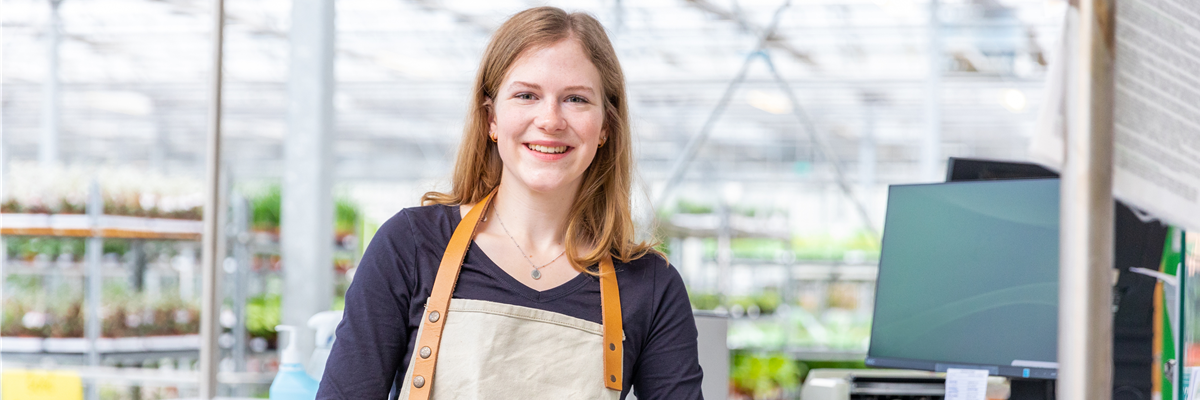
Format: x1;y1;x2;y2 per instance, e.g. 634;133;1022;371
531;269;542;280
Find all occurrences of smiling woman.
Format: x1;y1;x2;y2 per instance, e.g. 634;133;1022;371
489;40;606;201
317;6;703;400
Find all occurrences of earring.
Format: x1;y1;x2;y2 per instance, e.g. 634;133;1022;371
490;133;498;143
598;138;607;148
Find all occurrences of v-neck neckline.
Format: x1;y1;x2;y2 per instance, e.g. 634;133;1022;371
452;205;592;303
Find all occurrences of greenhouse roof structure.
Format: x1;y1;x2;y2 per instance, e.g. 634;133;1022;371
3;0;1066;193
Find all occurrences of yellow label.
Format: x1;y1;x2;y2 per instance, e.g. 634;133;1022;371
1;369;83;400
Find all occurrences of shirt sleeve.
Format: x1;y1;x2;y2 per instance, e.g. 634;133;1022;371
317;210;417;399
632;261;705;399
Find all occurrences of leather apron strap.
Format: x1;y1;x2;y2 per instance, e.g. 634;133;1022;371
407;190;624;400
599;253;623;390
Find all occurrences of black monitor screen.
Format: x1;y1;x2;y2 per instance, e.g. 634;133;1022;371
866;179;1059;379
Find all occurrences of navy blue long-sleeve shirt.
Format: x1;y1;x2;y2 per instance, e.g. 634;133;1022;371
317;204;704;399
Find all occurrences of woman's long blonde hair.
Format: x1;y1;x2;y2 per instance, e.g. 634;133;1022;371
422;6;659;271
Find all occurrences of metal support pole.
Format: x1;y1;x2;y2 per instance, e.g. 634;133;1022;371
199;0;226;397
282;0;336;361
40;0;63;167
84;180;101;400
230;194;250;375
920;0;942;182
1058;0;1115;398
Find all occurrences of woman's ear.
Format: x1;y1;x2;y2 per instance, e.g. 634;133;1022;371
483;97;497;136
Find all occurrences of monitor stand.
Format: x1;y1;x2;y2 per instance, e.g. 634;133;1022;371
1010;378;1055;400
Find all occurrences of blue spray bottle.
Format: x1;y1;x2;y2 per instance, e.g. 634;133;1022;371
270;325;319;400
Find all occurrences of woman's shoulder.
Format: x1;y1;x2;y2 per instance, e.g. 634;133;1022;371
615;251;669;270
613;251;684;292
375;204;459;239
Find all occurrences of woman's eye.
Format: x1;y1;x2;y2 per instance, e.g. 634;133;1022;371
515;93;536;100
566;95;589;103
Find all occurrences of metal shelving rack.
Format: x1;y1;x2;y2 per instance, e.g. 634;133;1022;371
662;203;878;363
1;181;205;398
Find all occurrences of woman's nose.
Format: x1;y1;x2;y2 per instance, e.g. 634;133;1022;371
534;101;567;133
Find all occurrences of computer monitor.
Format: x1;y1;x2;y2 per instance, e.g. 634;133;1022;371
946;157;1163;400
866;178;1060;380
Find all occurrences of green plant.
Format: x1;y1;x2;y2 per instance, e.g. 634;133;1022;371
791;231;881;262
47;299;84;338
144;295;200;336
1;299;50;337
675;200;714;214
248;185;361;235
335;196;360;235
729;290;783;315
55;199;85;214
689;292;721;311
730;352;806;398
102;239;131;257
31;237;61;259
250;185;282;231
60;238;86;260
246;293;281;342
793;360;867;383
1;199;23;213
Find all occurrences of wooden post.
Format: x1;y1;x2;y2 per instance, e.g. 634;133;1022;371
1058;0;1116;399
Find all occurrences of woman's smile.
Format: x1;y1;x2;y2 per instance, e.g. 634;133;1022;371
524;141;574;161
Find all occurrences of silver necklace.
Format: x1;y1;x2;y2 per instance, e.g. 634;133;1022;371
492;209;565;280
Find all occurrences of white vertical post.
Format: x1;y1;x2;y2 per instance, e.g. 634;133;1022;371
920;0;942;182
84;180;101;400
1058;0;1115;398
230;194;250;377
199;0;226;397
282;0;336;361
40;0;63;167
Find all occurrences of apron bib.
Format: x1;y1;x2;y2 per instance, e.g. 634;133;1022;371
398;190;624;400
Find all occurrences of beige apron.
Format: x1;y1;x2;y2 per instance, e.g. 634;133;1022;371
398;190;624;400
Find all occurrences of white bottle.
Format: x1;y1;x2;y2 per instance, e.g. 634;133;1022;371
269;325;319;400
306;310;343;381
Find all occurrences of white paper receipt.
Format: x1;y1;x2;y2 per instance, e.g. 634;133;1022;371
945;368;989;400
1188;367;1200;400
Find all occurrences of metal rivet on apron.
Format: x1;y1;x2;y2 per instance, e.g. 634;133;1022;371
413;375;425;388
610;375;616;383
609;343;615;351
420;346;431;358
428;311;440;323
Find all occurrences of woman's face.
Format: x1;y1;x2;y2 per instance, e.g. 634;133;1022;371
490;38;606;196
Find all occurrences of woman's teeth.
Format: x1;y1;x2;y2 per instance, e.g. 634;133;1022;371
527;144;568;154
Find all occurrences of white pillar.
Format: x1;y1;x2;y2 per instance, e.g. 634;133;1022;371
84;181;101;400
199;0;227;396
40;0;63;167
281;0;336;361
920;0;942;182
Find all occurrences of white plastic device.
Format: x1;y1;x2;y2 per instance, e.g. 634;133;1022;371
275;324;304;365
306;310;343;381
